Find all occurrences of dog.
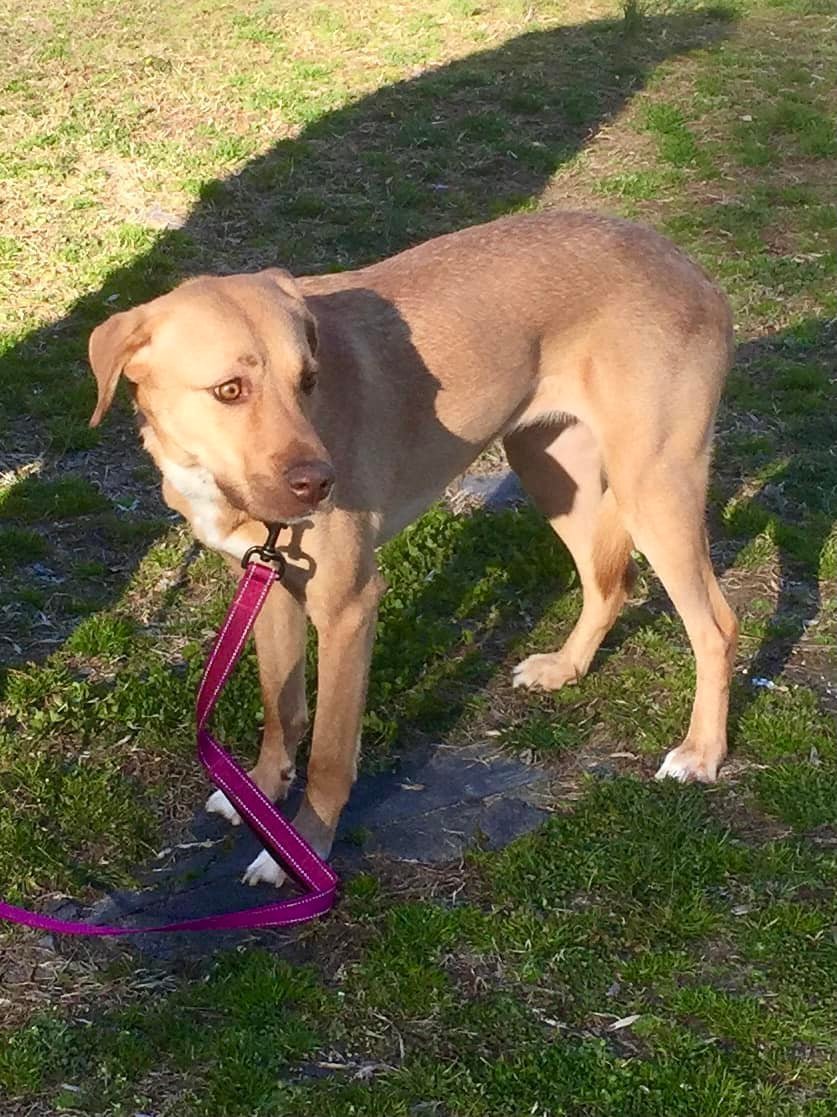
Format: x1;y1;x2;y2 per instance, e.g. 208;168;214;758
88;210;738;886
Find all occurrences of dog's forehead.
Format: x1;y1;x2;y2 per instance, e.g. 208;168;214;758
156;279;299;352
151;310;254;378
149;279;298;377
159;280;254;333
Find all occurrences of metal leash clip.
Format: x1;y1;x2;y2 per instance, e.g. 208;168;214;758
242;523;287;578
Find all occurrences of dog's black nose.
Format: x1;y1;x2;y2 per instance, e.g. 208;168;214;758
284;460;335;507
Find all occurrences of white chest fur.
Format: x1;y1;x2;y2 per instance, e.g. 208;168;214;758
158;456;242;558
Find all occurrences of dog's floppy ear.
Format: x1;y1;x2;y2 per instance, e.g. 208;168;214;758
260;267;318;358
88;307;150;427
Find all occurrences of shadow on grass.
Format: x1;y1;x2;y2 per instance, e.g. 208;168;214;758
714;318;837;732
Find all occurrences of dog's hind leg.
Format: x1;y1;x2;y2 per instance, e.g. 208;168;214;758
605;441;738;783
207;571;308;826
505;419;636;691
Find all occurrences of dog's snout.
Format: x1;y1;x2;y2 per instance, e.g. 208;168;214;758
284;460;335;507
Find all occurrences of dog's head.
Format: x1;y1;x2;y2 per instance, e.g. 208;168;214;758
88;269;334;524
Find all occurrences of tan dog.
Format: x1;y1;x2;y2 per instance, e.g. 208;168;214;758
88;211;738;886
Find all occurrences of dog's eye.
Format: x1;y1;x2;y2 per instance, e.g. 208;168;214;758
300;368;317;395
213;378;244;403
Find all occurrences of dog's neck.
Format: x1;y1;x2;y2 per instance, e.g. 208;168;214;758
140;423;257;559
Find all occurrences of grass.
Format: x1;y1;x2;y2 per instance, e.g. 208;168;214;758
0;475;110;522
1;0;837;1114
640;101;707;167
0;526;49;572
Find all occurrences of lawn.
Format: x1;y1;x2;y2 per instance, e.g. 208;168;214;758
1;0;836;1113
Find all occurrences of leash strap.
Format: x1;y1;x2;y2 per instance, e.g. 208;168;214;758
0;558;339;935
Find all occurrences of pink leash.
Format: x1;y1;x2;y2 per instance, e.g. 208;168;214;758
0;534;339;935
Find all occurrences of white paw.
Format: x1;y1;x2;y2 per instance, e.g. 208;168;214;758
512;653;579;691
205;789;241;826
656;744;719;784
243;848;287;888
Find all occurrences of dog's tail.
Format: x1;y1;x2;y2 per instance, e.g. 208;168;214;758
593;488;637;599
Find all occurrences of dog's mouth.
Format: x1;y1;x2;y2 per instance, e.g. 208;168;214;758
271;500;334;527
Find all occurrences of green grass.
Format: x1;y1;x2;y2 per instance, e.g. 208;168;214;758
5;782;837;1114
641;101;706;167
0;475;110;522
0;526;48;572
64;613;139;658
368;504;568;747
594;167;683;199
1;0;837;1113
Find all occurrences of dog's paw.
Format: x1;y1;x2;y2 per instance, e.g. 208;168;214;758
205;789;241;826
513;652;580;691
243;849;287;888
656;742;721;784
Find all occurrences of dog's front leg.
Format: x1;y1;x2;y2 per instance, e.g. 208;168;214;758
208;564;308;827
244;559;383;887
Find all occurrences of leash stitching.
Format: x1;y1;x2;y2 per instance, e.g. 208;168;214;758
200;571;273;719
205;742;323;890
197;565;253;700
